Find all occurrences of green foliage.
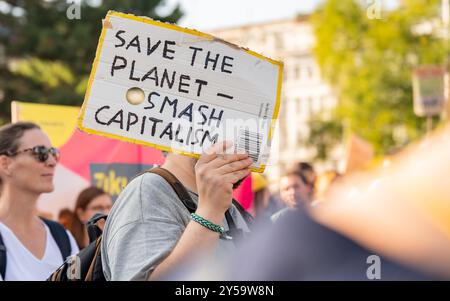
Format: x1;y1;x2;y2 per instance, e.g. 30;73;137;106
0;0;183;122
310;0;447;157
307;117;343;161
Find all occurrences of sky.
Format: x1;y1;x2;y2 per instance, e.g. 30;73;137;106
158;0;324;31
158;0;400;31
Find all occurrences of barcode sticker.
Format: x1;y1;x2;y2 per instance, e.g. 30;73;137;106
237;128;262;164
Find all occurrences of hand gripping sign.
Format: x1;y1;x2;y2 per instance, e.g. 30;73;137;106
78;11;283;172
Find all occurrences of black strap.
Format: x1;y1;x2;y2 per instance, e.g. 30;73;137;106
0;232;6;280
86;213;107;244
41;218;72;261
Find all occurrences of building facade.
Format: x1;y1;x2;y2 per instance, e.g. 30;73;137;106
211;16;341;188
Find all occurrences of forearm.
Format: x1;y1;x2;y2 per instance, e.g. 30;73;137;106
149;207;224;280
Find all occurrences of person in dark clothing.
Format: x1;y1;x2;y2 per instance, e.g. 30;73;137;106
226;210;435;280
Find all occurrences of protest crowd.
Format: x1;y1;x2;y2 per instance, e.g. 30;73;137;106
1;1;450;283
1;121;450;281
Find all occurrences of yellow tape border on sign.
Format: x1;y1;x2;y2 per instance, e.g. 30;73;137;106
78;10;282;173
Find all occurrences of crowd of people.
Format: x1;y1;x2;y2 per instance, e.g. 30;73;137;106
1;121;450;281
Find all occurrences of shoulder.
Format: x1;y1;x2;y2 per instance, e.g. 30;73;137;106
110;172;172;214
41;218;71;242
114;171;184;212
119;172;176;201
103;171;191;239
271;207;290;223
137;172;184;199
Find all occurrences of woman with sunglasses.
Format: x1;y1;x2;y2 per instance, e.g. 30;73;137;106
0;122;79;280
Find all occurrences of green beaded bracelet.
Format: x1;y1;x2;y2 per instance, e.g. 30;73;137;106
190;213;225;234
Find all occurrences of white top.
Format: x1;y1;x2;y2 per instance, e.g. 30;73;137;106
0;221;79;281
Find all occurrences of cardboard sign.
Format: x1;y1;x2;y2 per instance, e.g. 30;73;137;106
78;11;283;172
412;66;445;117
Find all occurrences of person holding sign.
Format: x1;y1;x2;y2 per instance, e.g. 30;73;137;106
81;11;279;281
101;141;253;280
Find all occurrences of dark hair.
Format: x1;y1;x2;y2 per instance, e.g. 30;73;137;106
0;122;41;187
58;208;73;219
285;162;315;187
70;186;108;249
0;122;41;155
57;208;74;230
296;162;314;173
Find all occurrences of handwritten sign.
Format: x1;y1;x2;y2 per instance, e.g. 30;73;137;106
78;11;283;172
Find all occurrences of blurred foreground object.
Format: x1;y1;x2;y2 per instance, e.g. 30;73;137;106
344;134;374;173
312;124;450;278
187;125;450;280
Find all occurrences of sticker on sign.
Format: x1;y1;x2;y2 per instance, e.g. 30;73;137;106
78;11;283;173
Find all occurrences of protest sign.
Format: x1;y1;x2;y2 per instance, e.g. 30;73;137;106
412;66;445;117
78;11;283;172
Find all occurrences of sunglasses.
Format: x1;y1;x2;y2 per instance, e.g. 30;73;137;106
5;146;60;163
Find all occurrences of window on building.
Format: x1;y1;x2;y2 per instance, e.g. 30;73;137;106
295;65;301;80
274;33;284;50
308;97;314;117
301;97;310;120
321;96;328;112
306;66;314;79
315;97;322;115
260;33;267;45
280;98;288;119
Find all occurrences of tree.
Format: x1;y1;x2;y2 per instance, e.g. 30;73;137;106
0;0;183;124
309;0;447;157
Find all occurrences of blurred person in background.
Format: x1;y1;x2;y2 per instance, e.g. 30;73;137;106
294;162;316;193
0;122;78;280
213;125;450;280
271;168;313;222
69;186;112;249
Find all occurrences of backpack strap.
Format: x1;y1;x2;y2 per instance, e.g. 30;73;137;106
0;232;6;280
41;218;72;261
86;213;107;244
146;167;197;214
